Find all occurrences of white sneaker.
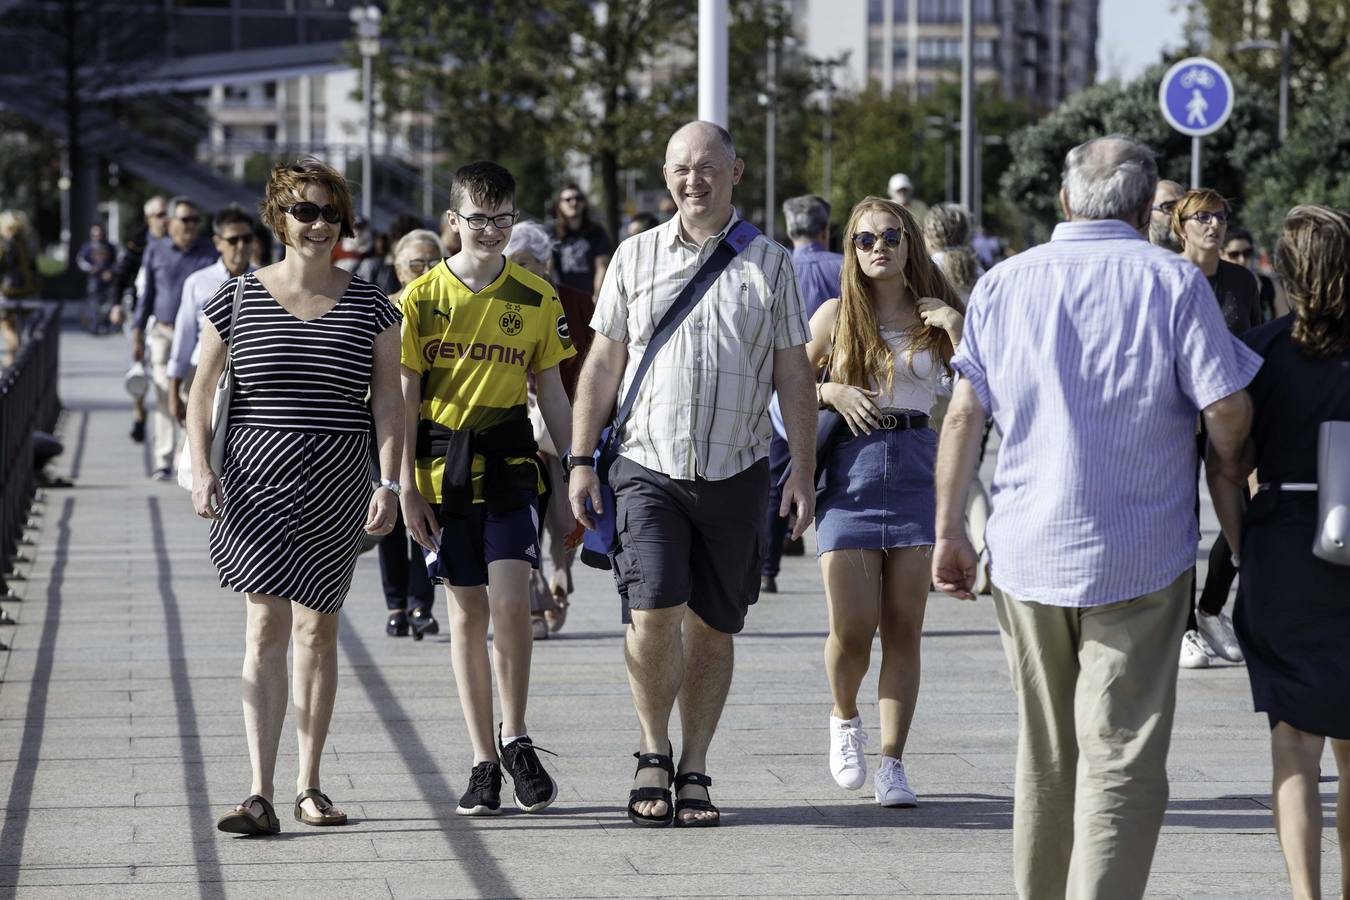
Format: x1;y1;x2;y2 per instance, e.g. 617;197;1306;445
1196;610;1243;662
874;756;918;807
1179;629;1212;669
829;715;868;790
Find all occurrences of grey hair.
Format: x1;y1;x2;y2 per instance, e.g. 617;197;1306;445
504;219;556;262
783;195;831;240
167;195;197;215
1060;135;1158;221
142;195;166;215
392;228;444;260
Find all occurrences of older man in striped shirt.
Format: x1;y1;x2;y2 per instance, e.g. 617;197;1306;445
569;121;818;828
933;135;1261;898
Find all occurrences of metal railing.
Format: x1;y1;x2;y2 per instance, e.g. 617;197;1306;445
1;301;60;600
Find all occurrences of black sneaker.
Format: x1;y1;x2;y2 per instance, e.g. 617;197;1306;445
455;761;503;816
497;728;557;813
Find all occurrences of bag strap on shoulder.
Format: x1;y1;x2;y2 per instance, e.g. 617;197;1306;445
612;219;760;432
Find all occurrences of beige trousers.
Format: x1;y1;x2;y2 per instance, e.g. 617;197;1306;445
146;322;178;472
992;572;1189;900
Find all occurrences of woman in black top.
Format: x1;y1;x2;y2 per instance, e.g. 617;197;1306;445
187;158;403;836
1208;204;1350;900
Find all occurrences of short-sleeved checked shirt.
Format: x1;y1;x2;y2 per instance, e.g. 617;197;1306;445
591;211;809;481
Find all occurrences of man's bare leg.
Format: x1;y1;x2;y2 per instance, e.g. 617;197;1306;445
447;583;495;763
676;608;734;824
487;559;533;739
626;604;685;818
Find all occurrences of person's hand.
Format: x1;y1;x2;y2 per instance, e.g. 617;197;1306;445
779;464;816;541
169;391;186;424
192;468;224;521
399;489;441;551
364;486;398;535
917;297;962;332
822;382;881;436
568;466;603;530
131;330;145;362
108;305;124;327
932;535;980;601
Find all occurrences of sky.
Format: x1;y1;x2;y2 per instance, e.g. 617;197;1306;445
1097;0;1190;83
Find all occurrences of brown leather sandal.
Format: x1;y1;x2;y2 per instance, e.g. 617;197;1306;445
216;794;281;836
294;788;348;826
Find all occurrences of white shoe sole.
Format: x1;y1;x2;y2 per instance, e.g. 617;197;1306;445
832;769;866;791
511;776;557;813
877;795;918;808
455;804;502;816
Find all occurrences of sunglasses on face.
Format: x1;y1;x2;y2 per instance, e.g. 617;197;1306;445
852;228;904;252
401;258;440;274
221;233;255;247
1152;201;1177;216
147;210;167;219
177;215;200;225
456;210;519;231
1225;245;1254;260
286;202;343;225
1186;210;1230;226
560;195;583;204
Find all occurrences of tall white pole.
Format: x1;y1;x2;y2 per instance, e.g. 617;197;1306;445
698;0;728;126
362;52;373;220
1277;28;1289;144
959;0;974;211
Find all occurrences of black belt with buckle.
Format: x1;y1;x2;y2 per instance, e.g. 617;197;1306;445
874;410;929;431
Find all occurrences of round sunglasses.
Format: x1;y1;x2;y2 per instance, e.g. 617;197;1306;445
285;202;343;225
852;228;904;252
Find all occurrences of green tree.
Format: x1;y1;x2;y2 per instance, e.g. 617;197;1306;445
1242;78;1350;248
1000;61;1279;245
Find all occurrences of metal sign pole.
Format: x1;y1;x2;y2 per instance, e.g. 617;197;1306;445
1191;136;1201;188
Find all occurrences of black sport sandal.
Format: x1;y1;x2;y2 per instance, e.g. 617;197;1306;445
673;771;720;828
627;746;675;828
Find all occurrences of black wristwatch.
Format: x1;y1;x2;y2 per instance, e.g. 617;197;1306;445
562;452;596;476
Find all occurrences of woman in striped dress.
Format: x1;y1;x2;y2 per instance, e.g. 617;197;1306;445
185;158;404;836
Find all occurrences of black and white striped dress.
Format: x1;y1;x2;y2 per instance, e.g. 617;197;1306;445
202;273;401;613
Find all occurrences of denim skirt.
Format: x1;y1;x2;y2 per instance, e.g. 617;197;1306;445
815;422;937;554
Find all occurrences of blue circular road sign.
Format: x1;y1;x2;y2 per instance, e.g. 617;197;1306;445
1159;57;1235;137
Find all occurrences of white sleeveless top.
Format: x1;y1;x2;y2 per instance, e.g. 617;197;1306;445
873;327;941;413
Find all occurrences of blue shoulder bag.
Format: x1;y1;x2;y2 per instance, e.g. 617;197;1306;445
580;219;762;569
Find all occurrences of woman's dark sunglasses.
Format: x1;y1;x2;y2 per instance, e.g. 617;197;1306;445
285;202;343;225
852;228;904;252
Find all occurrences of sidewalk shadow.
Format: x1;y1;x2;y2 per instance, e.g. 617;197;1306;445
340;626;521;895
730;793;1015;830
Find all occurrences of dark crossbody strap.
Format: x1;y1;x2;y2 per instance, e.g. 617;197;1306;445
610;219;761;435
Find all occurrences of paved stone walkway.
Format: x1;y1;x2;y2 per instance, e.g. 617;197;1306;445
0;325;1341;898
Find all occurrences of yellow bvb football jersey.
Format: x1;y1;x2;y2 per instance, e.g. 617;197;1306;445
399;259;575;503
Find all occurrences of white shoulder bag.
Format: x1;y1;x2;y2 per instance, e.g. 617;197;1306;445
177;277;245;492
1313;420;1350;566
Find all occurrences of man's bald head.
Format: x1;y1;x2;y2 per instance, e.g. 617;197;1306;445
665;121;737;166
1060;135;1158;225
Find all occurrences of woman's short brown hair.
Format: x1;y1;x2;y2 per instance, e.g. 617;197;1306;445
1170;188;1231;246
1275;204;1350;358
259;157;356;245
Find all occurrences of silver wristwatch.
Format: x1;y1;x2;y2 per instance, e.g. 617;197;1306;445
377;478;402;497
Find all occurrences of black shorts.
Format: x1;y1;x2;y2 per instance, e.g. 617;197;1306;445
432;492;541;588
610;455;770;634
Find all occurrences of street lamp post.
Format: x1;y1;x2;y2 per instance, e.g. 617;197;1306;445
959;0;975;212
698;0;729;126
1234;28;1290;144
763;36;777;237
350;4;381;220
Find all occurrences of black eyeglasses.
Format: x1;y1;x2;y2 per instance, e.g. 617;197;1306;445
852;228;904;252
286;202;343;225
221;233;255;247
456;210;519;231
1152;201;1178;216
1186;210;1230;226
401;257;440;274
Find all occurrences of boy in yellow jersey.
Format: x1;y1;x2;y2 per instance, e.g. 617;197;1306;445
398;162;575;816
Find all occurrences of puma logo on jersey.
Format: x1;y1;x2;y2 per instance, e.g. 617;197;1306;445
431;309;452;323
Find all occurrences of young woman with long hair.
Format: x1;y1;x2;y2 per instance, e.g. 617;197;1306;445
806;196;965;807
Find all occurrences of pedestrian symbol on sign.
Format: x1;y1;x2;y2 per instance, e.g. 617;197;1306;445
1186;89;1208;126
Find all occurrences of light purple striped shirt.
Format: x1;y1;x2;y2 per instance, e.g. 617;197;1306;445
952;219;1263;608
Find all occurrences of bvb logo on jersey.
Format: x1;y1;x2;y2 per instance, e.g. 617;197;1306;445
499;310;524;336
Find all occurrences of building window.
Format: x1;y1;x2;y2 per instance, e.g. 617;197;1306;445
917;0;995;23
893;0;908;18
868;0;884;23
868;36;885;67
894;42;908;65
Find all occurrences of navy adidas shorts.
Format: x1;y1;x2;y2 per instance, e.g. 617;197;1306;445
431;493;540;587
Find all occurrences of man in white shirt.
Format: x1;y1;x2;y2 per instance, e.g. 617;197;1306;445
167;207;256;423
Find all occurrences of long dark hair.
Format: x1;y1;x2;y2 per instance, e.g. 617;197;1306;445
552;183;593;239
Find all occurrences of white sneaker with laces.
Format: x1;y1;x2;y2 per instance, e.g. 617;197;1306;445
1179;629;1212;669
828;714;867;790
874;756;918;807
1196;610;1243;662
